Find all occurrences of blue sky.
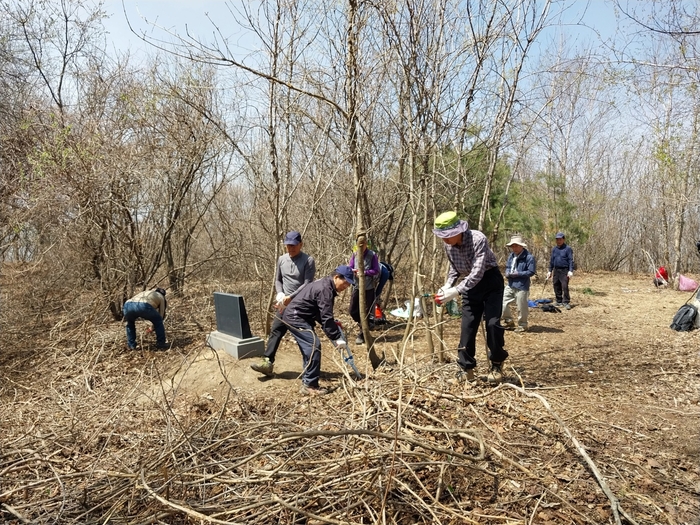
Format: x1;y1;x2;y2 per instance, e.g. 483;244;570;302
102;0;621;56
102;0;245;55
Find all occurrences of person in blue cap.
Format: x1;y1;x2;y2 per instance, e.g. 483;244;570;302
547;232;574;309
251;230;316;376
432;211;508;384
282;265;355;395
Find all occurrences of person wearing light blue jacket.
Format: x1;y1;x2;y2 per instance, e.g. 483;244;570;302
502;235;536;333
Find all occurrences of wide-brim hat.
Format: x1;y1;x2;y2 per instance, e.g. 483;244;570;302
432;211;469;238
506;235;527;248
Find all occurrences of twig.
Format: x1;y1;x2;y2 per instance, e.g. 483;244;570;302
140;469;247;525
528;493;545;525
1;503;30;523
501;383;638;525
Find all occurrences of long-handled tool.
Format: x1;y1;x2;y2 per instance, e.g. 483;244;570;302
434;295;446;361
540;275;549;298
335;320;363;380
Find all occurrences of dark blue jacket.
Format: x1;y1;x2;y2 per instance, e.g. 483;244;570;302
282;276;342;341
549;244;574;272
505;249;536;291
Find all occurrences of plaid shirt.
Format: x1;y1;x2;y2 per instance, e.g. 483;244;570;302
444;230;498;293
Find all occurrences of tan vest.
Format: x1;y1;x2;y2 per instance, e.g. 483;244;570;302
128;290;166;318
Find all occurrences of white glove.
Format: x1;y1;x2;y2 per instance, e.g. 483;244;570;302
546;271;552;279
276;292;285;303
435;287;459;305
567;271;573;278
334;339;347;349
436;283;451;297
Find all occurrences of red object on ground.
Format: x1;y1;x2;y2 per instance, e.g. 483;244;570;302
655;267;669;281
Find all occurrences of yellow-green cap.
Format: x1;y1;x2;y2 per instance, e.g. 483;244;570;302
434;211;459;230
433;211;469;238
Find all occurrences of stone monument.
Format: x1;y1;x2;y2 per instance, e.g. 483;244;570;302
206;292;265;359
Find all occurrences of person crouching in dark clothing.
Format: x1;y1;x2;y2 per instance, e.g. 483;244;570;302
282;266;355;396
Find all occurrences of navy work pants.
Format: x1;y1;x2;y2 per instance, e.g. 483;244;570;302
552;268;570;304
287;321;322;388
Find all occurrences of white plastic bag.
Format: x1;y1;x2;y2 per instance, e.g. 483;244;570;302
390;298;423;319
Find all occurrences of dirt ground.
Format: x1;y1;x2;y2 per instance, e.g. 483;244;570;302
1;270;699;524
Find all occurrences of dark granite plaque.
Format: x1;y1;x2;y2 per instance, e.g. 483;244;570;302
214;292;253;339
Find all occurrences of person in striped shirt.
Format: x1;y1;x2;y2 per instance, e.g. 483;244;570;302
433;211;508;384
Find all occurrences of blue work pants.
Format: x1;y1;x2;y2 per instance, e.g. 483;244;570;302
287;321;322;388
123;302;166;349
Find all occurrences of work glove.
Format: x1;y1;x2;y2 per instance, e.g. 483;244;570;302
435;287;459;305
334;339;347;349
437;282;452;294
567;271;573;278
546;271;552;280
275;292;287;311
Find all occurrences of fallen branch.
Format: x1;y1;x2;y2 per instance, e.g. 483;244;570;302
502;383;639;525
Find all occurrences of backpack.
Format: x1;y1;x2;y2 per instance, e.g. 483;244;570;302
670;304;697;331
381;261;395;281
540;304;561;313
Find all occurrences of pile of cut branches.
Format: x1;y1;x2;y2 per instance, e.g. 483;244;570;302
1;357;634;524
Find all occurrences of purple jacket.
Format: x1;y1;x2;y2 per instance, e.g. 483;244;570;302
349;249;379;290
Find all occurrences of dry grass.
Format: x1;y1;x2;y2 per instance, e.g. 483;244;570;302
0;267;698;524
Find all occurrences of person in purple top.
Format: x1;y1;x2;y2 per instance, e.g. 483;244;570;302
348;237;380;345
547;232;574;309
282;265;355;396
433;211;508;384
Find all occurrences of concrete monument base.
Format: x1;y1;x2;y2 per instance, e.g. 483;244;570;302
206;330;265;359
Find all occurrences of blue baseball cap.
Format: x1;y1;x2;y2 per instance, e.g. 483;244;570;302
555;232;565;239
284;231;302;245
334;265;356;286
